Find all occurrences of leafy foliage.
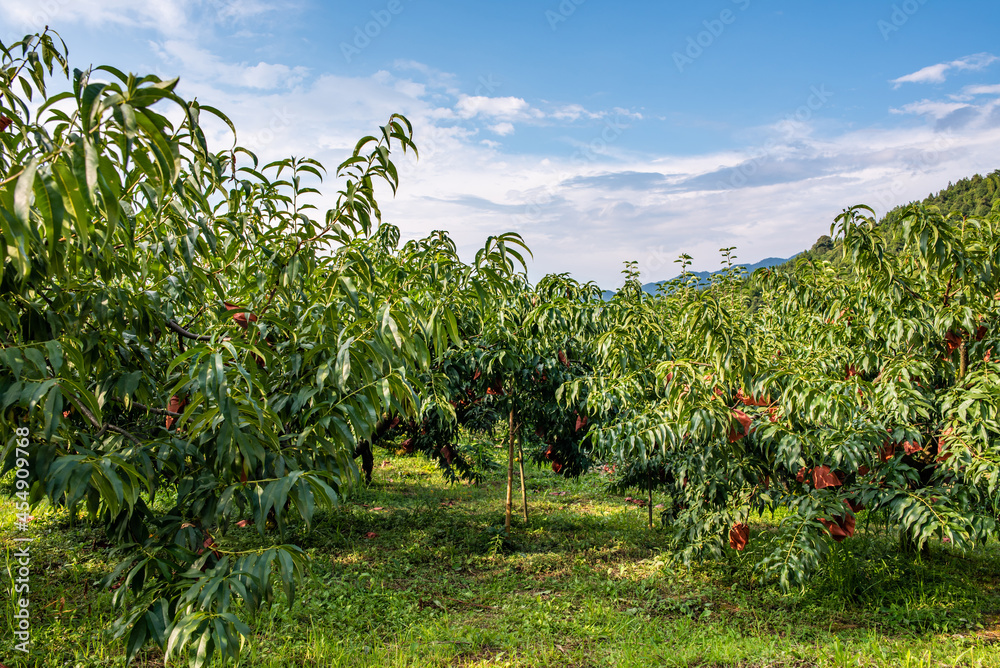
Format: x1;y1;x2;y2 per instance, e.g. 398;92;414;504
3;30;1000;667
0;30;523;666
802;169;1000;266
579;205;1000;588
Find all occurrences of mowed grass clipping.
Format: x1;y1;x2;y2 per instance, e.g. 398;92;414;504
4;446;1000;667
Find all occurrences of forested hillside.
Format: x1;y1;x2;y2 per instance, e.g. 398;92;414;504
634;171;1000;290
801;169;1000;266
920;170;1000;217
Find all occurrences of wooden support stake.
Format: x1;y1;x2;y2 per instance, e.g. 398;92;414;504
505;408;515;531
517;424;528;524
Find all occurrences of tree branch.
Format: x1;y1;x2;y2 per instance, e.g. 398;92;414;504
62;392;143;445
62;392;101;429
166;319;229;342
183;306;207;329
110;396;182;417
106;424;142;445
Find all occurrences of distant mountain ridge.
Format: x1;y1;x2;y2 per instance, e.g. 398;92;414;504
639;256;794;294
600;256;794;299
601;168;999;299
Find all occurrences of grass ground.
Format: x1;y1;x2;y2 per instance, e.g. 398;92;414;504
4;446;1000;667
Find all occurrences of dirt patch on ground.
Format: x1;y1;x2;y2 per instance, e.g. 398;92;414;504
972;615;1000;644
450;647;505;666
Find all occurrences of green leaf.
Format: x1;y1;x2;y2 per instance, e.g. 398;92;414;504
125;616;148;664
42;385;62;440
34;171;66;266
335;337;354;392
45;340;63;374
24;348;48;375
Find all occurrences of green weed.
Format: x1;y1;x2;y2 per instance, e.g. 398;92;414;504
4;453;1000;667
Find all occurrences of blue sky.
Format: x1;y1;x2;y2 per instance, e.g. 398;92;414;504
3;0;1000;287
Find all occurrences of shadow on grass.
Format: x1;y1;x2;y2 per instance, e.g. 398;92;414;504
5;453;1000;666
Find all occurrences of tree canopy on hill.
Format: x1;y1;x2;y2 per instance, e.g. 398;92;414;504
919;170;1000;218
800;169;1000;266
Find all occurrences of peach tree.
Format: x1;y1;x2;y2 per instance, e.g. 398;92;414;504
566;254;762;536
0;31;523;666
573;210;999;588
474;272;603;528
749;203;1000;586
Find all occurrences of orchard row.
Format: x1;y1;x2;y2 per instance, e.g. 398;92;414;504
2;32;998;666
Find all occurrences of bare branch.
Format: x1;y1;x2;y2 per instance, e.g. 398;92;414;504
166;319;230;342
62;392;143;444
110;396;182;418
62;392;102;429
106;424;142;445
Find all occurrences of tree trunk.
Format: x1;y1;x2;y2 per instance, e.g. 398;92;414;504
899;528;930;557
505;409;515;531
517;425;528;524
354;414;397;484
648;483;654;529
355;440;374;484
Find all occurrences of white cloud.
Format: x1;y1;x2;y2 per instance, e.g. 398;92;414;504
393;79;427;98
6;5;998;288
456;121;1000;286
489;122;515;136
215;0;278;23
964;83;1000;96
891;100;971;119
162;55;1000;287
240;61;308;89
0;0;289;40
391;60;460;96
612;107;644;121
893;63;956;87
449;96;630;136
455;95;542;120
551;104;598;121
0;0;198;38
153;40;308;89
890;53;998;88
